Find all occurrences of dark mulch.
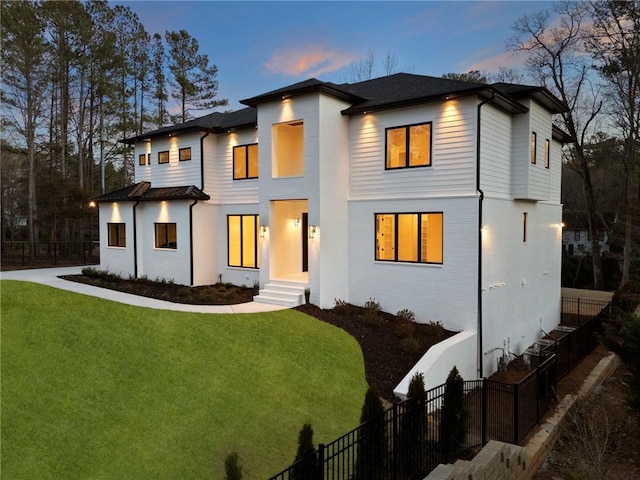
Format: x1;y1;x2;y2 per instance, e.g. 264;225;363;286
295;304;454;401
60;274;257;305
59;272;453;402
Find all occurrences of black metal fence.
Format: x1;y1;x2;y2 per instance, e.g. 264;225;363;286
268;300;609;480
561;297;610;327
0;242;99;268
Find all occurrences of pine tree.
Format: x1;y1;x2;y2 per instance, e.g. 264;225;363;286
439;366;469;456
355;386;386;479
399;372;426;474
293;423;317;479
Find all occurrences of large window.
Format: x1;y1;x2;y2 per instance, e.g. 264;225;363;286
107;223;126;247
386;122;432;169
233;144;259;179
155;223;177;249
273;121;304;177
228;215;260;268
158;151;169;164
375;212;443;264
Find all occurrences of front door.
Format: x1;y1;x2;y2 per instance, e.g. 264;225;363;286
302;212;309;272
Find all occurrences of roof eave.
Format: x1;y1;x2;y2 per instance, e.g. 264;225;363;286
241;83;365;107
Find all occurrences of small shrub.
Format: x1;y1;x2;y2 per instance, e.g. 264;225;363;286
364;309;385;328
364;297;381;313
401;337;421;354
356;387;386;479
293;423;317;479
81;267;121;283
334;298;352;314
440;366;469;455
399;373;426;474
224;451;242;480
397;309;415;322
424;320;444;338
394;320;415;338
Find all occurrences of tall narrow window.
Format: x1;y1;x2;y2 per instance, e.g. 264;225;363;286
228;214;260;268
179;147;191;161
386;122;432;169
523;213;528;243
544;139;550;168
107;223;126;247
158;151;169;164
273;121;304;177
233;144;259;179
155;223;177;249
530;132;537;165
375;212;443;264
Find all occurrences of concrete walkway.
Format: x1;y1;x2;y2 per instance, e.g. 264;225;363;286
0;266;289;314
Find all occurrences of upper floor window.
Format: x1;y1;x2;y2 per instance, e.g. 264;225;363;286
228;214;260;268
158;151;169;164
107;223;126;247
375;212;443;264
273;121;303;177
386;122;432;169
544;139;550;169
138;153;150;166
179;147;191;162
233;144;259;180
155;222;177;249
530;132;537;165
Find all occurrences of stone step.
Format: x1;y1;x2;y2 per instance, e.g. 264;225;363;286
253;281;306;307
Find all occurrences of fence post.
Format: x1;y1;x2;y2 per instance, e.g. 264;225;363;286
317;443;324;480
392;401;398;480
513;384;519;444
482;378;488;446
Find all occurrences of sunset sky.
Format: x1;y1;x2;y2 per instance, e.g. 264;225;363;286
122;1;557;110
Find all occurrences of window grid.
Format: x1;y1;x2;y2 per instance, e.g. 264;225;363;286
385;122;432;170
375;212;443;264
233;144;259;180
107;223;126;247
155;223;177;249
227;214;260;268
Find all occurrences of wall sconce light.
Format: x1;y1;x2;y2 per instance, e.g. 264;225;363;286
294;217;300;227
308;225;317;239
260;225;268;238
88;201;96;208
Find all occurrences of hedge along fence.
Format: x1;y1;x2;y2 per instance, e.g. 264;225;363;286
267;303;609;480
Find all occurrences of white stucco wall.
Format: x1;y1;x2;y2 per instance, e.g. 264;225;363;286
98;201;136;278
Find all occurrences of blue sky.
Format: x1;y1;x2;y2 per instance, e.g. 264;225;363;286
122;1;556;111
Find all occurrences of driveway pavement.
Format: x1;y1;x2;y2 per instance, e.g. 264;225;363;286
0;266;289;313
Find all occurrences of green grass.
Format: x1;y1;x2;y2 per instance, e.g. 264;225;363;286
1;281;367;479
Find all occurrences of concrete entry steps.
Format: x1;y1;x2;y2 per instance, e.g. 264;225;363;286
253;280;306;307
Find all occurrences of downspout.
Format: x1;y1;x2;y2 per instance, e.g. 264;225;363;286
476;91;494;379
200;132;210;191
189;199;198;286
133;200;140;278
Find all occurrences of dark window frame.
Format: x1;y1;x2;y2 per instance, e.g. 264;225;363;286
523;212;528;243
227;214;260;268
138;153;150;166
154;222;177;249
385;121;433;170
531;132;537;165
233;143;259;180
544;139;550;169
158;150;170;164
374;211;443;264
179;147;191;162
107;223;126;247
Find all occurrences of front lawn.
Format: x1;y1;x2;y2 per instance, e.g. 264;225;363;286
0;281;367;479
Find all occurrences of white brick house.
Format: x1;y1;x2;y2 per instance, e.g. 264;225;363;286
94;73;571;383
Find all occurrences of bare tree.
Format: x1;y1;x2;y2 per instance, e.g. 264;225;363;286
589;0;640;288
509;1;605;289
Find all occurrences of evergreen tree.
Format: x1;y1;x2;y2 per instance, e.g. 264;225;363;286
165;29;228;123
439;366;469;456
399;372;426;475
355;386;386;479
150;33;168;128
224;451;242;480
293;423;317;479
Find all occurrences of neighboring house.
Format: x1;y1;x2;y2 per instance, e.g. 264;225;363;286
562;228;609;256
93;73;570;383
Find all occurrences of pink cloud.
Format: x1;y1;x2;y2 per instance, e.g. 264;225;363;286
264;45;356;78
462;48;528;73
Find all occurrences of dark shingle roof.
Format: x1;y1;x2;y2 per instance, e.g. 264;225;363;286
92;182;210;203
240;78;364;107
122;107;257;144
492;82;567;114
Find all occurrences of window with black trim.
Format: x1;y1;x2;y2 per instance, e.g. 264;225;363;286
375;212;443;263
107;223;126;247
138;153;150;166
386;122;432;169
228;214;260;268
233;144;259;179
544;139;550;168
155;223;177;249
523;212;528;243
531;132;537;164
179;147;191;161
158;151;169;164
